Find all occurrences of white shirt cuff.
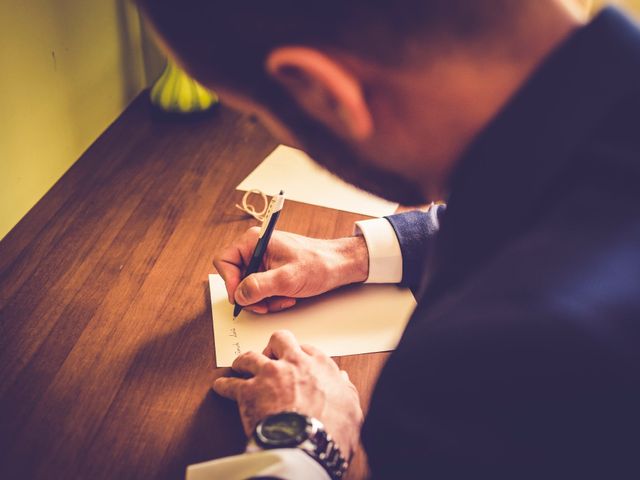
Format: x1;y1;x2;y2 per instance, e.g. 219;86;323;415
354;217;403;284
186;449;329;480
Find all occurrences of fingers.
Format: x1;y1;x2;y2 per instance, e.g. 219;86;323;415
266;296;297;312
212;377;245;400
239;297;296;315
214;228;261;303
232;351;271;376
263;330;302;359
234;268;294;306
244;300;269;315
300;343;327;357
215;258;242;304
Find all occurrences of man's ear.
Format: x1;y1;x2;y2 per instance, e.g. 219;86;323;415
265;46;373;141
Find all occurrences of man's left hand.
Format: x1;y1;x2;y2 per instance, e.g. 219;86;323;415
213;330;363;459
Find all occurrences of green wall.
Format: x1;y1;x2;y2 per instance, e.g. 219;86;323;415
0;0;161;240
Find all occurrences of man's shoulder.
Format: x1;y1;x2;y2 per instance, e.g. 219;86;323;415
403;167;640;365
436;85;640;332
428;189;640;328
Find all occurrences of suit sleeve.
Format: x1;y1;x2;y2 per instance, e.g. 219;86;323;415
355;205;445;288
384;205;445;289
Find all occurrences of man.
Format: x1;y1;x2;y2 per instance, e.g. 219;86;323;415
138;1;640;478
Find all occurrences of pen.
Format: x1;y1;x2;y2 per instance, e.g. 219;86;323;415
233;190;285;319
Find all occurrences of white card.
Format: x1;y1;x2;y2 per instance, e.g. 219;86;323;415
236;145;399;217
209;274;416;367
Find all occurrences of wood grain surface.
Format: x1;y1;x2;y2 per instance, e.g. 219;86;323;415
0;92;389;480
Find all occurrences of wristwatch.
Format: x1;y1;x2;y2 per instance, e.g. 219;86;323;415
249;411;349;480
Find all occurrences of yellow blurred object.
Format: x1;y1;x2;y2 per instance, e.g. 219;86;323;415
150;61;218;113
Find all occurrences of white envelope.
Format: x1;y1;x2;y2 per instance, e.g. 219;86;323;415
209;274;416;367
236;145;399;217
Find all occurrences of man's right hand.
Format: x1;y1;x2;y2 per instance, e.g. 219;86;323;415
214;228;370;314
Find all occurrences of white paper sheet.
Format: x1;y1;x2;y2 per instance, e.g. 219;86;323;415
236;145;399;217
209;274;416;367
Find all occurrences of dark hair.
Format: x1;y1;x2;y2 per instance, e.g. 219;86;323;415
137;0;524;207
138;0;519;95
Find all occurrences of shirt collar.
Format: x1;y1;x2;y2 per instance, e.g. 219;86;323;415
423;7;640;302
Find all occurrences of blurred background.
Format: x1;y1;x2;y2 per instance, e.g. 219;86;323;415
0;0;638;241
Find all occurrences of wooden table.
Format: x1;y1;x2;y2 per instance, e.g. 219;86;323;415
0;93;387;479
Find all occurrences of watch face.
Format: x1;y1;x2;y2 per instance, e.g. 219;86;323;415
256;412;309;448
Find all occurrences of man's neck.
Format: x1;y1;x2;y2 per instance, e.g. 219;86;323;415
362;1;586;202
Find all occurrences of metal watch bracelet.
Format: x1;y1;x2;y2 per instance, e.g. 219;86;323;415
302;417;349;480
249;414;349;480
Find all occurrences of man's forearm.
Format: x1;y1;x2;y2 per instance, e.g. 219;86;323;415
329;235;370;285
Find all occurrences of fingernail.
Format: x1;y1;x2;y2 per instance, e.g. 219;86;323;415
282;299;296;309
239;283;250;303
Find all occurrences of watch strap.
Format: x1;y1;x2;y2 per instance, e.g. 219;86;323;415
302;421;348;480
251;413;348;480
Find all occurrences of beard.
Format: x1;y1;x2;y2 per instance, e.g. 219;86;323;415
260;83;427;207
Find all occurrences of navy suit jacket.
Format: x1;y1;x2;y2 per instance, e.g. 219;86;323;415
362;8;640;479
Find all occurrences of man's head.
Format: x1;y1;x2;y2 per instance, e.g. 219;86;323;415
138;0;583;203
